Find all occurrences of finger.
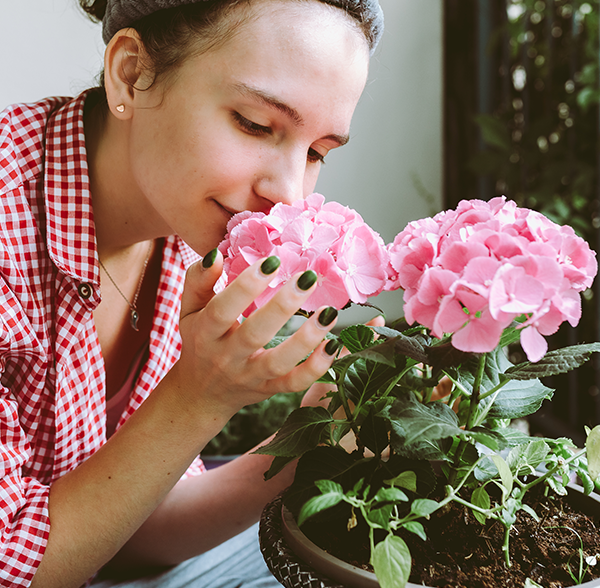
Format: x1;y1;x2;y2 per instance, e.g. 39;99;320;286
233;269;319;353
255;305;338;378
196;256;281;340
366;315;385;328
180;249;224;320
263;337;338;395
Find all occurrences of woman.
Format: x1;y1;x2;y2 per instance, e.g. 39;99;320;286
0;0;383;586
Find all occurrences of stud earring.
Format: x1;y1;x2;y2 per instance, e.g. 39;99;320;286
116;104;125;113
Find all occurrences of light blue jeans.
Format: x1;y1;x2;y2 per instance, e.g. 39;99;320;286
91;524;280;588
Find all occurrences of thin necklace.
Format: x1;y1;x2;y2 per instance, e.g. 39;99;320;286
98;241;153;331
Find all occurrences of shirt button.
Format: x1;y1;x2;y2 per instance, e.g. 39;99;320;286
77;283;93;299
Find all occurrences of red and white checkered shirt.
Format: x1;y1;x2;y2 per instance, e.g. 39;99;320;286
0;91;205;587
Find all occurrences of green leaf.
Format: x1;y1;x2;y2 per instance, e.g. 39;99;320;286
378;457;438;498
457;348;554;420
297;482;345;526
360;402;391;457
385;471;418;493
521;504;540;522
468;427;508;452
498;320;526;348
339;324;374;353
578;468;594;496
410;498;439;517
401;521;427;541
547;474;568;496
371;535;411;588
586;425;600;481
496;426;531;447
253;407;332;457
372;326;403;339
373;487;409;505
316;369;336;384
501;496;519;527
491;454;513;494
506;440;550;476
367;504;393;530
389;331;430;365
283;446;366;516
489;379;554;419
340;356;403;405
473;114;512;151
387;393;463;447
471;487;490;525
524;579;544;588
262;455;297;481
504;343;600;380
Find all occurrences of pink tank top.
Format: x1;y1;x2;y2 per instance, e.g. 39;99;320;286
105;344;148;438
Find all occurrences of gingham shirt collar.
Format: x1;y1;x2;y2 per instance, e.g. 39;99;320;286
44;91;101;292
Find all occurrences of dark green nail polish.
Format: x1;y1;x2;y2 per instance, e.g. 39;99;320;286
202;248;218;269
318;307;338;327
297;270;317;291
325;339;341;356
261;256;281;275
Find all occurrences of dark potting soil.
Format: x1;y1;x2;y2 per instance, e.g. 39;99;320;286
301;485;600;588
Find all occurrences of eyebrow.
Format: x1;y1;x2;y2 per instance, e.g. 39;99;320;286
231;82;350;147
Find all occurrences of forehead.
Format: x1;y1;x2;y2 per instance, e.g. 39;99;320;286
178;0;370;122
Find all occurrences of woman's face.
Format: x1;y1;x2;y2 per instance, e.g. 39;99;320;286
127;0;370;255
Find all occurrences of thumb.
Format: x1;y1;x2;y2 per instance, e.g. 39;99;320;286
180;248;224;320
366;315;385;328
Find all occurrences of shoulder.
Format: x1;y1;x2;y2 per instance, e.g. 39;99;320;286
0;96;72;193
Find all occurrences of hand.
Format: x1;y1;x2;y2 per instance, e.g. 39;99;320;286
175;251;339;416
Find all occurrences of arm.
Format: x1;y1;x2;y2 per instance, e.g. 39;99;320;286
30;255;337;588
107;441;294;569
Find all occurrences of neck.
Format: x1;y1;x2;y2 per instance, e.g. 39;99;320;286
84;98;169;259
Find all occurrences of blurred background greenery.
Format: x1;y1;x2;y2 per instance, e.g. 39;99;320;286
446;0;599;445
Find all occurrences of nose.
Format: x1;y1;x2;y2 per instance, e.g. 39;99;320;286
253;152;308;207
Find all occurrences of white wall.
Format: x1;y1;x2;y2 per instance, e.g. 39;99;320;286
0;0;443;326
316;0;444;324
0;0;105;106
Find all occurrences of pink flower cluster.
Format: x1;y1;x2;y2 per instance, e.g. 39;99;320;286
387;197;598;362
219;193;389;316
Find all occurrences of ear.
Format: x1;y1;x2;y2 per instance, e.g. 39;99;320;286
104;28;151;120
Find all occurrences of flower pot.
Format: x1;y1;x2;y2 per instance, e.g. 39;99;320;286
259;485;600;588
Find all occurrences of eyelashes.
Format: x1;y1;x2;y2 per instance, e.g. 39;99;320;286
232;111;326;164
232;111;272;136
307;148;325;164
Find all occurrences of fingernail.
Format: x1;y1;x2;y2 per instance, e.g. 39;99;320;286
260;256;280;275
202;248;218;269
318;307;338;327
297;270;317;291
325;339;341;356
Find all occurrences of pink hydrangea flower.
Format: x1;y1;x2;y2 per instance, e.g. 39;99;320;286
219;193;389;316
386;196;598;362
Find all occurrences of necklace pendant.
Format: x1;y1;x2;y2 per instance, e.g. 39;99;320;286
130;309;140;331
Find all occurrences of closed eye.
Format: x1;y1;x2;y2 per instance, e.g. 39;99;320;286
232;111;272;136
308;148;325;164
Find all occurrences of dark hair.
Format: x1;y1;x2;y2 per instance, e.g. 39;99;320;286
78;0;377;96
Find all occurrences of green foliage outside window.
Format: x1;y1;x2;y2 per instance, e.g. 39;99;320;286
469;0;599;242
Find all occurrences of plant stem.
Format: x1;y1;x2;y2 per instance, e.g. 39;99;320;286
449;354;487;485
335;367;361;440
521;448;586;494
502;526;512;567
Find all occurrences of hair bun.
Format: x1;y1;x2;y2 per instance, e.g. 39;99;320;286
79;0;108;22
